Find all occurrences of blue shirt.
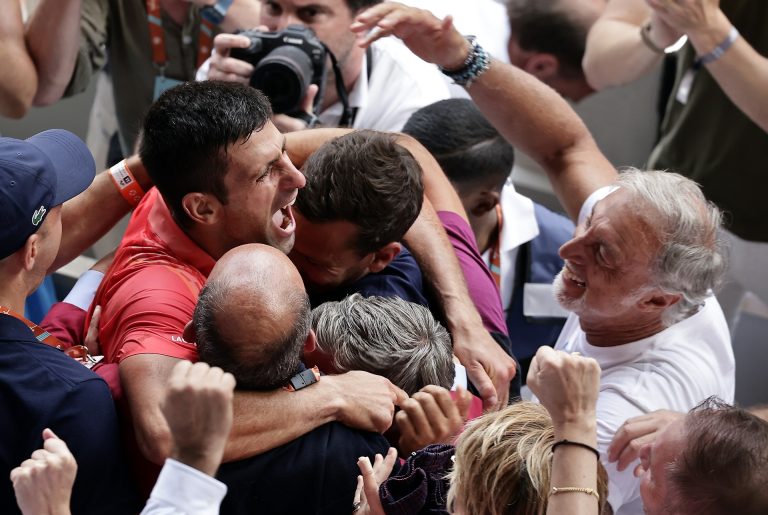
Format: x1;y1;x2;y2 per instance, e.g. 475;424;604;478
0;315;138;514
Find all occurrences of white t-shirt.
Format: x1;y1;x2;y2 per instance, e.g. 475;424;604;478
555;296;735;515
317;37;450;131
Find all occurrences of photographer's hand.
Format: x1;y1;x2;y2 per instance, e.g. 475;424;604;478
274;84;320;132
206;33;257;84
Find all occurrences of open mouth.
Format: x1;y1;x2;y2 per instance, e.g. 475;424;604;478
563;264;586;288
272;197;296;234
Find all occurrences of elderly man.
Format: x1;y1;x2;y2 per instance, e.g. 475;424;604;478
201;0;449;131
352;4;734;514
190;244;394;514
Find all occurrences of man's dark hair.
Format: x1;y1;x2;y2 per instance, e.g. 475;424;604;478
139;81;272;228
193;280;312;391
296;130;423;255
346;0;382;13
506;0;591;79
666;397;768;515
403;98;514;192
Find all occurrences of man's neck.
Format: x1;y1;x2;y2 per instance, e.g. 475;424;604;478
0;282;30;315
579;315;667;347
320;47;365;113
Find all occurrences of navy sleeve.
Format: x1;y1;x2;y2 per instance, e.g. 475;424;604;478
51;378;139;515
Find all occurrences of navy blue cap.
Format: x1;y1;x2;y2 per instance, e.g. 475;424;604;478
0;130;95;260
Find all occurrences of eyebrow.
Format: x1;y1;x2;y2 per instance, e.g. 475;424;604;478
263;136;287;173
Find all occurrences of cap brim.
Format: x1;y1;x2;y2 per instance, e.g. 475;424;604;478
26;129;96;206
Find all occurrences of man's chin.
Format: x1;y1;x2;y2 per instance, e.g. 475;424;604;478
553;270;583;314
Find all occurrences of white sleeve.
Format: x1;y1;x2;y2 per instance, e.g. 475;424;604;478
195;54;214;81
595;388;645;514
62;270;104;311
140;459;228;515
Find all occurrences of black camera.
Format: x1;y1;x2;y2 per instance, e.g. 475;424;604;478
231;25;327;115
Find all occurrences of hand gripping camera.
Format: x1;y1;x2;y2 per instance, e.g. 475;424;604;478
230;25;327;115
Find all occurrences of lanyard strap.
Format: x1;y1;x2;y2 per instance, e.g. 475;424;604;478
0;306;96;365
488;204;503;289
146;0;214;70
0;305;65;349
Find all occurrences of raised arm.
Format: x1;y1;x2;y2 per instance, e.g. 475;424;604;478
352;3;617;222
52;155;153;273
0;0;37;118
26;0;100;106
582;0;679;90
647;0;768;133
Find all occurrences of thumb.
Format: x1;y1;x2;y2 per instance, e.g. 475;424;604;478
467;364;498;411
301;84;319;114
42;428;59;441
455;385;472;420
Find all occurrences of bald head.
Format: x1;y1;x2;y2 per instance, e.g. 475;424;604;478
194;244;312;390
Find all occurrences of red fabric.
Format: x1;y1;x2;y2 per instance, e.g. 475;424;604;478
40;301;87;349
89;188;215;364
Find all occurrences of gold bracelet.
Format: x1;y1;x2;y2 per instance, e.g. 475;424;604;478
550;486;600;501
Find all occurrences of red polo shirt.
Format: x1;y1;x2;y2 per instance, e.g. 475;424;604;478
91;188;215;364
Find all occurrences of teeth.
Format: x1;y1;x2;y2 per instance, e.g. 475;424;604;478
564;266;586;287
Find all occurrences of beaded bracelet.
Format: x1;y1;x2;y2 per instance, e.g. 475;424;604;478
440;36;491;88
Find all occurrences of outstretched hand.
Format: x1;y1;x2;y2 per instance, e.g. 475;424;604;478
453;328;516;410
351;2;470;70
608;409;684;473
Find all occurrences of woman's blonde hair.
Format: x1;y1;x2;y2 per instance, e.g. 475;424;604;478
447;402;608;515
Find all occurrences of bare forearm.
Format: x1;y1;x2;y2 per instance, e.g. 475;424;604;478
0;2;37;118
27;0;84;106
687;12;768;133
225;383;340;461
52;155;152;272
583;18;663;90
548;421;600;515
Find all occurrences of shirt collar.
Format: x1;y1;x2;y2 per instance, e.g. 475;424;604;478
147;189;217;277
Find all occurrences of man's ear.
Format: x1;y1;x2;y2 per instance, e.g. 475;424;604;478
638;290;681;313
523;53;559;82
182;320;196;344
368;242;401;274
304;328;317;354
181;192;220;225
469;190;501;218
20;234;39;272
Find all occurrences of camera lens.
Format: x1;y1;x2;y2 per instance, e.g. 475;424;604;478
251;45;314;114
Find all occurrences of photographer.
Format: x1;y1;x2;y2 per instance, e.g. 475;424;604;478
198;0;450;132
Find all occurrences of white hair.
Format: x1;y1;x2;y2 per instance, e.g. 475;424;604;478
617;169;727;325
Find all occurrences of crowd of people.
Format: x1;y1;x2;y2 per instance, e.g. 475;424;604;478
2;0;768;514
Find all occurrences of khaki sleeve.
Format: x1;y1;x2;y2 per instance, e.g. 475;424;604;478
63;0;108;97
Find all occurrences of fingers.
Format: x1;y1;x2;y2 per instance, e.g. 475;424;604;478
390;383;409;406
208;34;255;83
608;410;683;470
212;33;252;55
399;396;436;441
301;84;319;113
42;428;58;441
377;447;398;483
84;305;102;355
454;385;473;420
466;362;498;411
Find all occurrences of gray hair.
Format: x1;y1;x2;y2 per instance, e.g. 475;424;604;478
617;169;727;325
311;294;454;395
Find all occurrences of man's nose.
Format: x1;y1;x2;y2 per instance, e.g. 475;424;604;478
281;159;306;189
559;234;585;264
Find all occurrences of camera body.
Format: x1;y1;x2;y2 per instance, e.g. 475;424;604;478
231;25;327;115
